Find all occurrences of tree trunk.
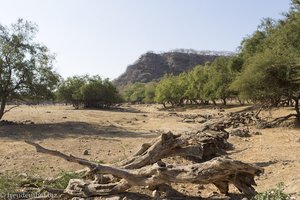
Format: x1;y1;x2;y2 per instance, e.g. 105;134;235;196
212;100;217;105
294;98;300;122
237;98;244;106
0;97;7;120
192;99;199;105
117;131;229;169
222;98;227;106
26;134;262;197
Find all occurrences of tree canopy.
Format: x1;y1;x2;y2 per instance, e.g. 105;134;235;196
57;75;121;109
0;19;60;119
121;82;157;104
143;0;299;122
232;1;300;120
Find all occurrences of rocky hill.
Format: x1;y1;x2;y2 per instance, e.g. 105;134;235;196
114;50;232;86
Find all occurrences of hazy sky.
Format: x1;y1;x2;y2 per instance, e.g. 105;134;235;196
0;0;291;80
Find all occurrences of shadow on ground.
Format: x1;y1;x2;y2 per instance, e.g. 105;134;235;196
0;121;158;141
66;106;145;113
92;192;249;200
158;104;253;112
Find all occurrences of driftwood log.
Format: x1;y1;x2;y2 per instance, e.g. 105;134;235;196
118;130;229;169
25;130;263;198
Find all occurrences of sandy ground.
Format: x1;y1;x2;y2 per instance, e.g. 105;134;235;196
0;104;299;198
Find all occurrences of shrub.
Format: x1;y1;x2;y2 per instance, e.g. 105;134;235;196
253;182;291;200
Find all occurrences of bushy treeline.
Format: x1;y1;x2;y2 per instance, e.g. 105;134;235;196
0;19;122;120
121;82;157;103
57;75;121;109
232;0;300;120
122;1;300;120
121;56;239;107
121;55;250;107
154;57;238;107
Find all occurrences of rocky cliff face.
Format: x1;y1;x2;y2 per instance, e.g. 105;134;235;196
114;51;227;86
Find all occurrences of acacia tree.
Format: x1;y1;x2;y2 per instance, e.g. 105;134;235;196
144;82;157;103
0;19;60;120
155;74;187;107
232;1;300;121
81;76;121;108
57;75;121;108
205;57;235;105
56;75;88;108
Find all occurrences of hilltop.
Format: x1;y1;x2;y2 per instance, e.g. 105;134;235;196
114;49;234;86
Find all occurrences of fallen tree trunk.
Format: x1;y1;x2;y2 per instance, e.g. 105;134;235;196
118;130;229;169
256;113;298;129
25;131;262;198
61;157;262;197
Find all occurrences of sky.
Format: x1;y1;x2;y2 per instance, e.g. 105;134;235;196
0;0;291;80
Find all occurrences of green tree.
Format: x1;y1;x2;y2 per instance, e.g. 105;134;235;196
144;82;157;103
57;75;120;109
81;76;120;107
231;51;300;119
155;74;187;107
57;76;87;108
129;83;146;103
232;1;300;120
0;19;60;119
101;78;121;104
185;65;209;104
121;82;157;103
205;57;235;105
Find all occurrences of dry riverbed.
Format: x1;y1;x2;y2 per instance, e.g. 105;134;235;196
0;104;299;198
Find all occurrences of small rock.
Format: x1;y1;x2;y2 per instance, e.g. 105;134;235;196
230;128;251;137
296;137;300;142
290;195;297;200
105;196;122;200
252;131;262;135
183;118;195;123
19;173;28;178
282;161;289;165
195;118;207;123
197;185;205;190
152;190;160;199
83;150;89;155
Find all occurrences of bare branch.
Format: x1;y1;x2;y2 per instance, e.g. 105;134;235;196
25;132;263;197
4;104;19;114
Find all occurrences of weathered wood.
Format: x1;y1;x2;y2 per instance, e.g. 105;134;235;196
256;113;298;129
26;139;263;198
118;130;229;169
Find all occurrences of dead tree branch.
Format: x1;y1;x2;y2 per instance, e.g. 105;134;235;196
25;131;262;197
